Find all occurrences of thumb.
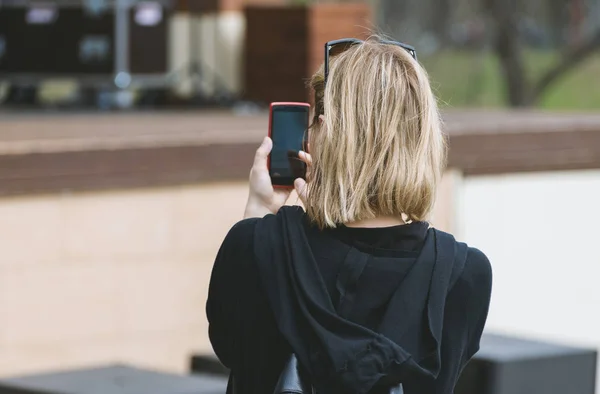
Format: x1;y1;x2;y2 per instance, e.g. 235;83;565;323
253;136;272;169
294;178;308;206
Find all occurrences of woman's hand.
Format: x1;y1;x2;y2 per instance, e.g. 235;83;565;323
294;150;312;207
244;137;292;219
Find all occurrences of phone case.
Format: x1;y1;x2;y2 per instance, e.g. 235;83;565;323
268;102;311;189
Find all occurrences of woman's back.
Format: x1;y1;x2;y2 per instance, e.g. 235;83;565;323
306;212;429;331
207;207;491;394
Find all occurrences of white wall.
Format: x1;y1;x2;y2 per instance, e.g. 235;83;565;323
460;170;600;390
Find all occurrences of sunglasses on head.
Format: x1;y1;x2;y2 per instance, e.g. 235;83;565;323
324;38;417;84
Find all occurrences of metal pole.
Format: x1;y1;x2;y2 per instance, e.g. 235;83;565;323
114;0;131;89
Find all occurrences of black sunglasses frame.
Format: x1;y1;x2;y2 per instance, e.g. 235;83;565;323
324;38;417;84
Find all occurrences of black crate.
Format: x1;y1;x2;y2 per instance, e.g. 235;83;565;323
0;364;227;394
456;334;597;394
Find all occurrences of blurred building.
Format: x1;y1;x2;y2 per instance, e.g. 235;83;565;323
1;0;600;392
1;111;600;394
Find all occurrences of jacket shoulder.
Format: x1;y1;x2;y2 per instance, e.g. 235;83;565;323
432;229;492;292
463;247;493;291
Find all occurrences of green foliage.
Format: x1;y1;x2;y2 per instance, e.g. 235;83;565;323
420;50;600;109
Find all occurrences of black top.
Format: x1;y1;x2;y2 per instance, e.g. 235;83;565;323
207;206;492;394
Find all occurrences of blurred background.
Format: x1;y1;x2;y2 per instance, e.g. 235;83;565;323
0;0;599;393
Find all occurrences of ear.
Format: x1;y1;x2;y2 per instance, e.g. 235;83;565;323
319;115;326;123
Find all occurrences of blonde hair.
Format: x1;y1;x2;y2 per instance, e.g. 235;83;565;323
306;38;446;229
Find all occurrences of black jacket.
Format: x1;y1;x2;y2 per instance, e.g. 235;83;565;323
207;206;492;394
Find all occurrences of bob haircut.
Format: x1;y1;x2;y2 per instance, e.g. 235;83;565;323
306;37;446;229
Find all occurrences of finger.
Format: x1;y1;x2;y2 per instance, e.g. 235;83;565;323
253;137;272;169
298;151;313;182
298;151;313;166
294;178;308;206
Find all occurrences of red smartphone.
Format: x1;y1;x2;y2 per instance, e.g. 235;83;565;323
268;102;311;188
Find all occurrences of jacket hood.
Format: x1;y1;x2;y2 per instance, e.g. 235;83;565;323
253;206;467;393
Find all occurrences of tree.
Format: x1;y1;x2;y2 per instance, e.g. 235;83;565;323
547;0;568;46
431;0;452;46
487;0;600;107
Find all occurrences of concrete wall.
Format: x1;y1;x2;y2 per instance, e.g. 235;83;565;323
460;169;600;392
4;167;596;381
0;172;455;377
0;183;247;376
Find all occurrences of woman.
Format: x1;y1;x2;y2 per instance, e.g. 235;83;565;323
206;37;492;394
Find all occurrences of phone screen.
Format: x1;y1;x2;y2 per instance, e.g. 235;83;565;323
270;105;309;186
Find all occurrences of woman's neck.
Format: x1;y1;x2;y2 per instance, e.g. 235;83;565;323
344;216;406;228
